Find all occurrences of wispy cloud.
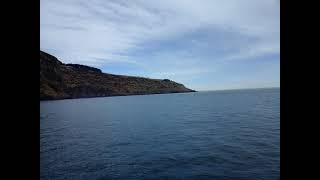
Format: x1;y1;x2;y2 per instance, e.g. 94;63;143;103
41;0;279;90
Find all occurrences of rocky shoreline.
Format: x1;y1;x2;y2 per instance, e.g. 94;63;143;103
40;51;196;100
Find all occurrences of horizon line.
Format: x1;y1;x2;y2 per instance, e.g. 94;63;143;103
196;87;280;92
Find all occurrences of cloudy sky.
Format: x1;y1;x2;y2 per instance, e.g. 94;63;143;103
40;0;280;91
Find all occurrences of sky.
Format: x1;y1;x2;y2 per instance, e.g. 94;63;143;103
40;0;280;91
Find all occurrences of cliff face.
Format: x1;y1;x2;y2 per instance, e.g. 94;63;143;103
40;51;196;100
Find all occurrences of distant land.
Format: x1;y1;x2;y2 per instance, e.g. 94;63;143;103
40;51;196;100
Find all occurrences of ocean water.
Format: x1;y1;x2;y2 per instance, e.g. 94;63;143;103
40;88;280;180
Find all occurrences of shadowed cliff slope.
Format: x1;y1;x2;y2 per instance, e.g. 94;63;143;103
40;51;196;100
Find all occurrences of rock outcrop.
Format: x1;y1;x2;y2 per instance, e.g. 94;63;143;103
40;51;196;100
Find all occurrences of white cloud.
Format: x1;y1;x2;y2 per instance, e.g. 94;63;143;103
41;0;279;89
41;0;279;58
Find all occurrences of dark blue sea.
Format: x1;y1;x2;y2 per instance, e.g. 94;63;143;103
40;88;280;180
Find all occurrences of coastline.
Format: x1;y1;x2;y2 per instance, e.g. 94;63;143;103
40;90;197;101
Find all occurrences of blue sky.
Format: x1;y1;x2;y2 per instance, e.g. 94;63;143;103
40;0;280;91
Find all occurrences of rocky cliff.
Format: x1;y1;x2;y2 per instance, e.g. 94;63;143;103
40;51;196;100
